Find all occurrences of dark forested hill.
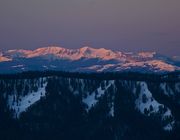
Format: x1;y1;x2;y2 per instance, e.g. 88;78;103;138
0;71;180;140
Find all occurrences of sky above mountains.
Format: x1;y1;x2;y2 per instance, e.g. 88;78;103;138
0;0;180;56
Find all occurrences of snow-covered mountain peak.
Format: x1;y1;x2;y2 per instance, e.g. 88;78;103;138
79;46;110;52
78;46;121;60
26;46;65;58
0;56;12;62
79;46;94;52
6;49;33;58
34;46;64;53
7;49;31;53
138;51;156;58
0;50;12;62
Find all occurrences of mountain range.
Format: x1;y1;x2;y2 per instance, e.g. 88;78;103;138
0;46;179;73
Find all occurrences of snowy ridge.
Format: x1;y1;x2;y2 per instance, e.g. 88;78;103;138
8;79;47;118
81;60;178;72
0;46;179;73
135;82;174;131
5;46;124;61
83;80;114;111
117;60;177;72
0;46;166;61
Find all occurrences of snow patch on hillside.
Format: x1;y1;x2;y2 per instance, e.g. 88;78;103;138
83;80;114;111
160;83;174;96
8;82;47;118
109;102;114;117
135;82;174;131
175;83;180;93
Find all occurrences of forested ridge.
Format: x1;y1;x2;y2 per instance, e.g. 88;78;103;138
0;71;180;140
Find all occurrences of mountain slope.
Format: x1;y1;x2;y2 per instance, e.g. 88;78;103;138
0;72;180;140
0;46;179;73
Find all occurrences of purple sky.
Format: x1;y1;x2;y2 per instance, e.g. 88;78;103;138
0;0;180;56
